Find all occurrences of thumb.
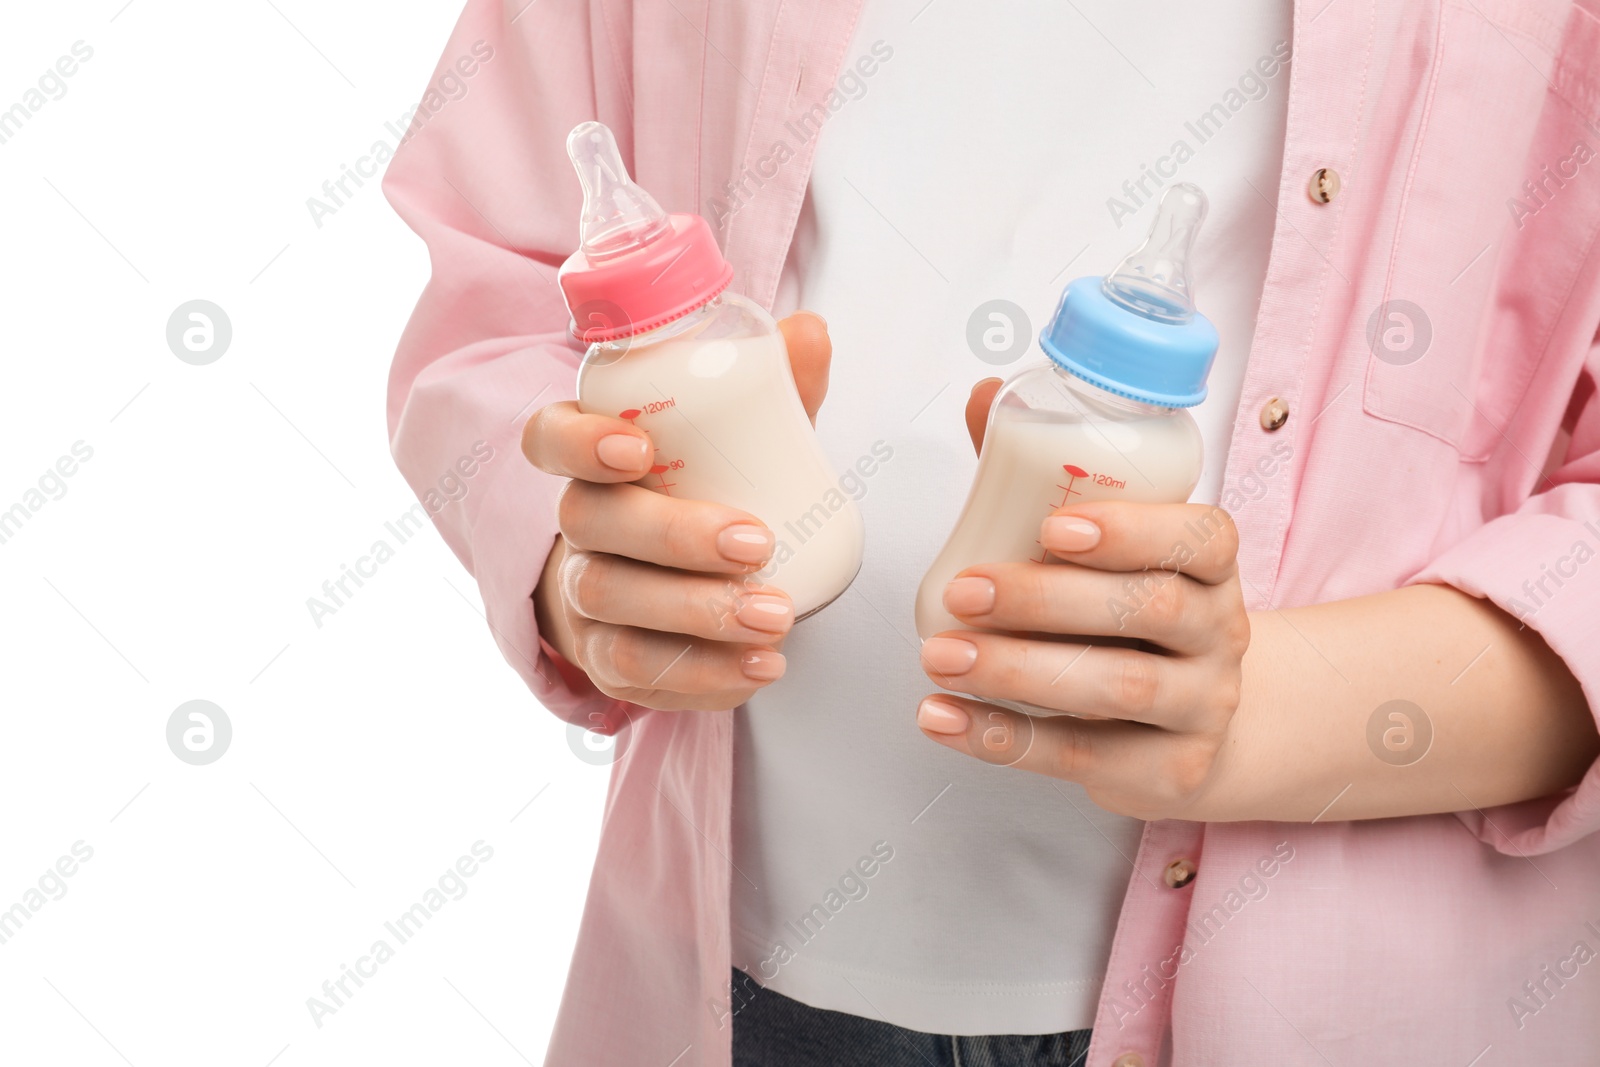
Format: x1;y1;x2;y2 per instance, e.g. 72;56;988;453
965;377;1003;454
778;311;831;425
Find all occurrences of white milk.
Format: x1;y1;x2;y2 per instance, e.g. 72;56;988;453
916;184;1217;716
914;365;1202;640
578;296;864;618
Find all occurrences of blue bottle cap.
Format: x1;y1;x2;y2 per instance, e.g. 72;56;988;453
1039;184;1219;408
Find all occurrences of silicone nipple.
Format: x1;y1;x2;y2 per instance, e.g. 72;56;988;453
566;121;670;261
1102;183;1208;324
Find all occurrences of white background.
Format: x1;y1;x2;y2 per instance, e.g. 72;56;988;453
0;3;606;1064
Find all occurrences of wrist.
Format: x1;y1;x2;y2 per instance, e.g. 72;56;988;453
1175;611;1283;822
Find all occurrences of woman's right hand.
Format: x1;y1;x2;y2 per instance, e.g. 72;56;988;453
522;311;831;711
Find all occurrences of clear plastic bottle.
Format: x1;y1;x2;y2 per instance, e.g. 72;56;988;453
914;185;1219;698
558;122;863;618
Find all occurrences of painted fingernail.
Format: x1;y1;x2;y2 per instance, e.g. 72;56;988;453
597;433;649;471
920;637;977;676
1041;516;1101;552
717;524;774;565
737;594;793;634
917;698;969;735
742;649;786;681
944;576;996;615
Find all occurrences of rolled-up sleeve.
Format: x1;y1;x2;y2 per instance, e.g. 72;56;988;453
1409;332;1600;854
381;0;626;728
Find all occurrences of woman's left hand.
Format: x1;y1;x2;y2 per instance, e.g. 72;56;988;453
916;499;1251;822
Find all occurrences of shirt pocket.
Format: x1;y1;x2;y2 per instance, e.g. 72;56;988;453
1361;0;1592;459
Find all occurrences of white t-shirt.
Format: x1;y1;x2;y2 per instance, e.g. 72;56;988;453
735;1;1290;1035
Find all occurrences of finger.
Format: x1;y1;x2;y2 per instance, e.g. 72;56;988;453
919;631;1218;729
965;377;1003;455
914;692;1143;780
522;400;653;482
1039;501;1239;585
563;612;775;711
600;682;766;713
915;693;1214;816
778;311;831;424
559;480;773;574
562;551;795;643
941;561;1220;652
576;622;785;699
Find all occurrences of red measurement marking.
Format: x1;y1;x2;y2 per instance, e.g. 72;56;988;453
619;408;642;421
1052;464;1086;508
647;450;677;494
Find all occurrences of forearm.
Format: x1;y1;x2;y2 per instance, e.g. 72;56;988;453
1202;583;1598;822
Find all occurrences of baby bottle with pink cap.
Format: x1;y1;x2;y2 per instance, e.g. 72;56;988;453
559;122;864;619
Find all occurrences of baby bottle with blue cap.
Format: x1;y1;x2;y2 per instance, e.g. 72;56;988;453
915;184;1217;648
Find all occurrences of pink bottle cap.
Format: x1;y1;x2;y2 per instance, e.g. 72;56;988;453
557;122;734;344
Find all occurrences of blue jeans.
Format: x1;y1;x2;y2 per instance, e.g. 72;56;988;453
730;969;1093;1067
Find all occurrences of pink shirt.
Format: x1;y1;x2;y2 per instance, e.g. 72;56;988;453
384;2;1600;1064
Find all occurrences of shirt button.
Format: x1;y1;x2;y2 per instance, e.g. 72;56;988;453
1308;167;1341;203
1163;859;1197;889
1259;397;1289;431
1113;1055;1147;1067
